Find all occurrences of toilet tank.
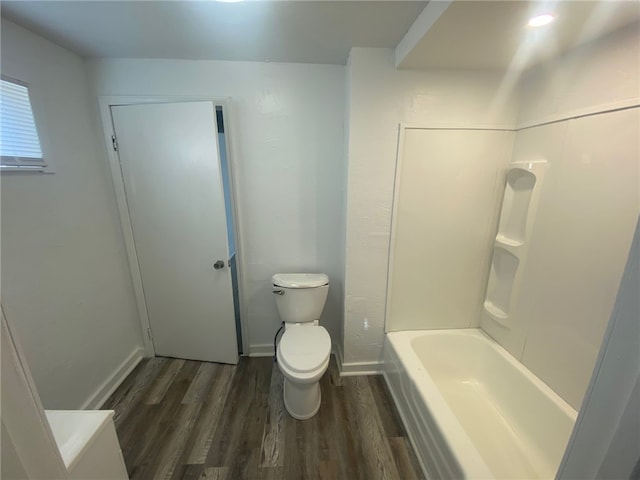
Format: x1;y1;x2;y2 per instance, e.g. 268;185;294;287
272;274;329;324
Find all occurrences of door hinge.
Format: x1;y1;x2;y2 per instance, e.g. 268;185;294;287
147;327;153;341
111;135;118;151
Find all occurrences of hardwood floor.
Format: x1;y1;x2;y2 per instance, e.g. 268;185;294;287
103;356;424;480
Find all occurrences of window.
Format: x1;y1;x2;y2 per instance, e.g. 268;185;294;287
0;77;46;171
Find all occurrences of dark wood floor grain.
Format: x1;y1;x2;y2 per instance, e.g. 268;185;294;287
103;356;424;480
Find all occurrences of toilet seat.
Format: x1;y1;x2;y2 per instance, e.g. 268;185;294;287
277;326;330;380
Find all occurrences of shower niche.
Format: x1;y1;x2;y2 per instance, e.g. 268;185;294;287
484;247;519;323
496;168;537;246
483;161;547;328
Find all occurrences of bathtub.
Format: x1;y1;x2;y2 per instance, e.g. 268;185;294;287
383;329;577;479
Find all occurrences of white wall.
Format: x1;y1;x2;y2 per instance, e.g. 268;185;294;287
494;24;640;409
87;58;346;354
498;108;639;409
517;22;640;128
0;20;145;409
558;219;640;479
343;48;518;368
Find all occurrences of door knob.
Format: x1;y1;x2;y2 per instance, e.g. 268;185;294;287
213;260;225;270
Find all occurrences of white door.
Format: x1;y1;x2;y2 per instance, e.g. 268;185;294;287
111;101;238;364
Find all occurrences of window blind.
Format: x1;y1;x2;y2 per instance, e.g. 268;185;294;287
0;77;46;169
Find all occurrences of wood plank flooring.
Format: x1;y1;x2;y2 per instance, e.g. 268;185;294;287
103;356;424;480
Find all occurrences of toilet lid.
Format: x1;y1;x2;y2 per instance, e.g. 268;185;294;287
278;326;331;374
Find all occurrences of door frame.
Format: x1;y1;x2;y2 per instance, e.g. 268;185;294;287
98;96;249;357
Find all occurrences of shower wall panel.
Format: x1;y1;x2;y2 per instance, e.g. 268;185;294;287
386;128;515;331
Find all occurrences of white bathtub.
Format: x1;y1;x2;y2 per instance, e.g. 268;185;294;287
383;329;577;479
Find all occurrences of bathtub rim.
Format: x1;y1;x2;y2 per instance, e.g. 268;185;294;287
384;329;492;479
383;328;577;479
392;328;577;421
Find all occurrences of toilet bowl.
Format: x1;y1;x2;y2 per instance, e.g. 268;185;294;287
277;325;331;419
272;273;331;420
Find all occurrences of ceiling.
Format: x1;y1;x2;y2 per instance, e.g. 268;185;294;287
400;1;640;69
1;1;638;69
0;1;427;65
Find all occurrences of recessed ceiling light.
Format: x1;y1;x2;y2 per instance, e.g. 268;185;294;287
528;14;555;27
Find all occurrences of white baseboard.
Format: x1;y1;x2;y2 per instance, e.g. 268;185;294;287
80;347;145;410
340;360;384;376
248;344;275;357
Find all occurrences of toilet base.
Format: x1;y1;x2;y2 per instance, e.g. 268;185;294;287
283;378;321;420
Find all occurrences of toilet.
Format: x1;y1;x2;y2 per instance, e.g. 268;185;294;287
272;273;331;420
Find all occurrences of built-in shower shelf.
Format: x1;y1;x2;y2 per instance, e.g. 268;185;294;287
495;234;523;248
484;301;507;319
496;165;539;244
483;301;509;327
482;161;547;332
